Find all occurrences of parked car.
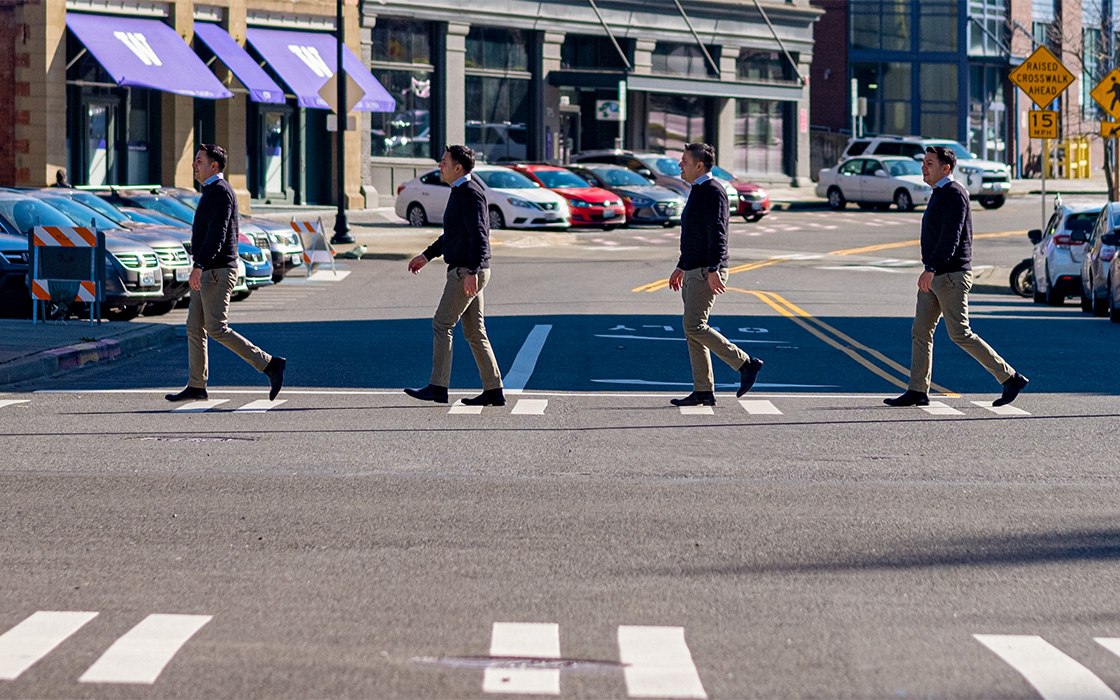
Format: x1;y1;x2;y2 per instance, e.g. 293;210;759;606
1081;202;1120;317
508;164;625;229
816;155;933;212
839;135;1012;209
1028;201;1101;306
235;232;273;300
0;231;31;318
565;164;683;227
0;192;163;320
33;194;193;316
395;165;571;230
710;165;770;222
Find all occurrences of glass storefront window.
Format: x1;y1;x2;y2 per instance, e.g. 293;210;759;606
647;94;707;156
466;27;528;72
968;0;1007;57
561;35;629;70
737;50;791;82
850;0;912;52
651;42;715;78
920;0;957;52
370;18;434;159
734;100;786;175
464;76;529;163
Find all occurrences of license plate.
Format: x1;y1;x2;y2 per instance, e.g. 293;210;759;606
140;271;156;286
175;268;191;282
545;213;557;219
289;254;301;264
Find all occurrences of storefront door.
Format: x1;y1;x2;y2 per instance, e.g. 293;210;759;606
85;101;119;186
260;108;293;201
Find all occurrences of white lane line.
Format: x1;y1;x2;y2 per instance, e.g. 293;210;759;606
306;270;351;281
0;399;30;409
738;399;782;415
0;611;99;680
1093;637;1120;662
921;401;964;416
503;325;552;394
617;626;707;699
482;622;560;695
172;400;229;413
678;406;714;416
972;401;1030;416
511;399;548;415
79;614;212;685
449;400;484;415
975;635;1119;700
233;399;287;413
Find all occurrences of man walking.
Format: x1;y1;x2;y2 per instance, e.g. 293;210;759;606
166;144;285;403
405;145;505;407
885;145;1027;408
667;143;763;407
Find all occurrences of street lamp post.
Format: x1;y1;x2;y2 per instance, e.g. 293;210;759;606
332;0;354;245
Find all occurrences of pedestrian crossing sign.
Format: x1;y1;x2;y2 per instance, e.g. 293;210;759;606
1009;45;1075;108
1091;68;1120;121
1102;121;1120;138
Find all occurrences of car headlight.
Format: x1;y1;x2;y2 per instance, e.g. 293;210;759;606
507;197;538;210
959;165;981;175
569;199;592;208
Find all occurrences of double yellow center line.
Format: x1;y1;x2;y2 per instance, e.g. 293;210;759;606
631;258;790;293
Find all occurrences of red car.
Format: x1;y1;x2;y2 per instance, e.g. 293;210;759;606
712;166;771;222
508;164;627;229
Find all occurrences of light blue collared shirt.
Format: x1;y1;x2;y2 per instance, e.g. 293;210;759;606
203;172;224;187
693;172;713;187
935;175;953;188
452;173;472;188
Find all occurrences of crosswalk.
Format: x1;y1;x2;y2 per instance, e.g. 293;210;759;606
976;634;1120;700
0;611;210;685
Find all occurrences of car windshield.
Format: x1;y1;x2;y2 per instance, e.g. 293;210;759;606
130;196;196;223
474;169;538;189
887;160;923;176
649;157;682;177
593;168;650;187
38;196;118;230
0;197;76;234
124;209;188;227
68;192;130;224
710;165;735;180
170;192;200;209
534;170;591;189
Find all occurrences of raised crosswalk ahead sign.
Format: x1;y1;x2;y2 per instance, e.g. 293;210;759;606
1009;45;1075;109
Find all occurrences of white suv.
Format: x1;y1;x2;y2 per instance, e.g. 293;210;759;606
840;136;1012;209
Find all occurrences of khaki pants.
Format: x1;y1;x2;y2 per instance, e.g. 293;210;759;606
431;267;502;390
909;270;1014;392
682;268;749;392
186;267;271;388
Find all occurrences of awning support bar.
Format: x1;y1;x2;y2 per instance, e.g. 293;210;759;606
750;0;806;85
672;0;720;77
587;0;631;70
66;47;88;72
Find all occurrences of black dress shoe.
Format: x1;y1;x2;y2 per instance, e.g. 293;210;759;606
404;384;449;404
165;387;208;402
993;373;1029;407
883;390;930;407
264;356;286;401
670;391;716;407
461;388;506;406
737;357;764;397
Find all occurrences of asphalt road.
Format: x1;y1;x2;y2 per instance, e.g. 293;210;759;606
3;195;1120;699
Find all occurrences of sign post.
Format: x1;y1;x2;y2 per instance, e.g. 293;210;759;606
1009;45;1076;231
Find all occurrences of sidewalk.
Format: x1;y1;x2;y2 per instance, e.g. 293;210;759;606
0;319;175;388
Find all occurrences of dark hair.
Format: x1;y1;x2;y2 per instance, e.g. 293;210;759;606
199;143;228;172
445;145;475;173
925;145;956;172
684;143;716;169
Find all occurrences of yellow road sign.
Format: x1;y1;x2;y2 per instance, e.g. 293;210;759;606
1009;46;1076;108
1102;121;1120;138
1028;110;1058;138
318;71;365;115
1091;68;1120;121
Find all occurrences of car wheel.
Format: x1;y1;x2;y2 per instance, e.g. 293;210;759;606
1044;265;1064;305
102;304;143;322
827;187;846;211
1093;287;1109;316
1009;259;1034;298
894;189;914;212
489;207;506;230
662;221;676;228
1081;280;1094;312
231;290;252;302
142;299;176;316
407;204;428;228
745;214;764;222
979;195;1006;210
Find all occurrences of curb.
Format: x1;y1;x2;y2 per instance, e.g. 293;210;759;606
0;324;176;388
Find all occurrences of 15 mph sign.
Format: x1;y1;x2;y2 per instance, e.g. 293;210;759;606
1009;45;1075;108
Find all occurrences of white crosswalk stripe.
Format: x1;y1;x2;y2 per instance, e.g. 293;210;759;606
0;399;30;410
921;401;964;416
974;634;1119;700
78;614;212;685
449;400;484;415
618;626;707;699
739;399;782;414
233;399;287;413
511;399;548;415
678;406;714;415
973;401;1030;416
172;400;229;413
0;611;98;680
483;622;561;695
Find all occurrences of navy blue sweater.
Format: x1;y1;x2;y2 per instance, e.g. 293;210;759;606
677;177;729;271
921;179;972;275
423;178;490;273
191;177;239;271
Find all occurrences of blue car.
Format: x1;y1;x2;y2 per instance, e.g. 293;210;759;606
235;233;273;301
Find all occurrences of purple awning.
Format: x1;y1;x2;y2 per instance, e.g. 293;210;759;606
245;27;395;112
194;23;284;104
65;13;232;99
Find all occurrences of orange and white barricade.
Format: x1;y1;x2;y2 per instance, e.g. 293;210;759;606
30;225;106;324
290;218;336;277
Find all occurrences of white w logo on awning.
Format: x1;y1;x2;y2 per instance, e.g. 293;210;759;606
288;45;332;78
113;31;162;66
